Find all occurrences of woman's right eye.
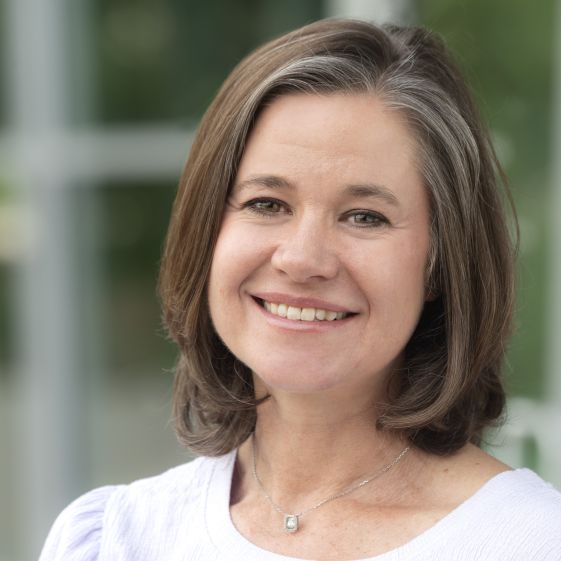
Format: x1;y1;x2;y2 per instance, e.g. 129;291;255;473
242;198;287;216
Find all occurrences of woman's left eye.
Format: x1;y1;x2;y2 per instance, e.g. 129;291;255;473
345;210;389;228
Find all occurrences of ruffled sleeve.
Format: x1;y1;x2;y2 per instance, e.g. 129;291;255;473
38;485;120;561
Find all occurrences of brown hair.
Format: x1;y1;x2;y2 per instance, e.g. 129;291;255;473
159;19;517;456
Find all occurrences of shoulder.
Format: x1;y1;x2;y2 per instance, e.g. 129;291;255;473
490;468;561;522
38;454;230;561
38;485;121;561
462;469;561;558
418;447;561;559
118;454;214;505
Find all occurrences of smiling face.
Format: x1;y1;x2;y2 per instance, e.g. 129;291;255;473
207;93;431;399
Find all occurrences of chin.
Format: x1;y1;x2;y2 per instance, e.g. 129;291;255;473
252;360;356;395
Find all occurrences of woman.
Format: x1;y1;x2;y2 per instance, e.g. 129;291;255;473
40;19;561;561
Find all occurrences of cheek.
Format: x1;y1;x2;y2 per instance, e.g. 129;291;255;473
353;237;429;317
395;246;428;297
208;219;270;303
208;225;240;307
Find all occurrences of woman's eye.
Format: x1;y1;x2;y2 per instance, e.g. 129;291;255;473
346;211;388;228
243;198;287;215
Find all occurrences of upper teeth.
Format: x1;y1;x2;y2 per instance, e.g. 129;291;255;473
262;301;347;321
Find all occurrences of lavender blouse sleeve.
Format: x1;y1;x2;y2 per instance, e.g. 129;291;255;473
38;485;120;561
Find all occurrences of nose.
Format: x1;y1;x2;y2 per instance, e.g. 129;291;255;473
270;216;340;283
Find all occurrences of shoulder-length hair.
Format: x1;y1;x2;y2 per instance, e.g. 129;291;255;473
158;18;517;456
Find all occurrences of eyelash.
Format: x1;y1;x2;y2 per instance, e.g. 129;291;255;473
241;198;390;228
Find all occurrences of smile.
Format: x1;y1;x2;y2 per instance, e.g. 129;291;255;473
255;298;353;322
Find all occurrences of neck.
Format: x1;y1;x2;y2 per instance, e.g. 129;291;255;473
236;387;410;512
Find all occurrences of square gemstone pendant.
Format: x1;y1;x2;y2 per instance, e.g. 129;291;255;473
284;514;299;533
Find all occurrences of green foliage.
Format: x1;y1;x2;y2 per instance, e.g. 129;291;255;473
94;0;323;122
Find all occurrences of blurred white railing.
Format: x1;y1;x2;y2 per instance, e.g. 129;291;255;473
494;398;561;487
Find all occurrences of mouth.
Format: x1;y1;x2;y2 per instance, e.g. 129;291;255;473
253;297;357;322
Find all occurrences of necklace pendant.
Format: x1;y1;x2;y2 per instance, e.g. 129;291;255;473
284;514;299;533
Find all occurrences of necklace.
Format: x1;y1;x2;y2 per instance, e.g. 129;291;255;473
251;433;410;534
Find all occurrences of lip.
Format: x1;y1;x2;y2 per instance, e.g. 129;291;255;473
251;296;357;332
250;291;358;314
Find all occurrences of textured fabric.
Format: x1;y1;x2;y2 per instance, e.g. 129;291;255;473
39;450;561;561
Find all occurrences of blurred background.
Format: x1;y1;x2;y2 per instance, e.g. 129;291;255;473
1;0;560;559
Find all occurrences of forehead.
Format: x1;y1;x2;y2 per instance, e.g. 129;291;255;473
236;93;424;205
241;93;418;168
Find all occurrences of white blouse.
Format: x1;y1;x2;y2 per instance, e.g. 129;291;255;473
39;450;561;560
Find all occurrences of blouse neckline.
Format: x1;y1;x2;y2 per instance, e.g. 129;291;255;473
202;449;534;561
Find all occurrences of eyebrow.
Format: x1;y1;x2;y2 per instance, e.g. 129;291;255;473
234;174;400;207
344;184;400;207
234;174;293;192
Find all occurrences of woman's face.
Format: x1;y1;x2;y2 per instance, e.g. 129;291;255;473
208;93;431;398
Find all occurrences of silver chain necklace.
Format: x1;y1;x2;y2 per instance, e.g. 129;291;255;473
251;433;410;533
